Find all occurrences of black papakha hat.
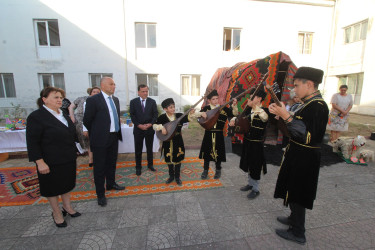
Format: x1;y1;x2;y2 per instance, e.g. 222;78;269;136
249;86;267;100
293;67;324;84
161;98;175;109
207;89;219;99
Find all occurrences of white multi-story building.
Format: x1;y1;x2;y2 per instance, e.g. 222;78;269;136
1;0;373;116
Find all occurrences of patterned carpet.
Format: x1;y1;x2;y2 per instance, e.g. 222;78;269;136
0;157;223;206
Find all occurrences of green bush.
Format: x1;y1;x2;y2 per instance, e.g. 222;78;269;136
183;105;191;113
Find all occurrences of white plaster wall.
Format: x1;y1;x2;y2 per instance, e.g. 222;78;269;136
0;0;334;114
325;0;375;115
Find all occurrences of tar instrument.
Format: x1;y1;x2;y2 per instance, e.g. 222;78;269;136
265;82;290;137
197;82;262;130
156;95;206;142
233;73;269;134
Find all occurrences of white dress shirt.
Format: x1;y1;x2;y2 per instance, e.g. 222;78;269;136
139;97;147;108
43;105;68;127
101;92;118;132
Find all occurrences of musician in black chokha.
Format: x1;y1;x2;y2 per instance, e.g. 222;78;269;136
238;87;268;199
199;90;238;180
153;98;195;186
269;67;329;245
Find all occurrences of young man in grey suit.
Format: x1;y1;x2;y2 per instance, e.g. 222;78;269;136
83;77;125;206
129;84;158;176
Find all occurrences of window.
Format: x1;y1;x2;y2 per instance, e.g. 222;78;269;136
344;20;368;44
135;23;156;48
0;73;16;98
338;73;363;105
223;28;241;51
38;73;65;91
89;73;113;87
136;74;158;96
298;32;313;54
34;19;61;59
181;75;200;96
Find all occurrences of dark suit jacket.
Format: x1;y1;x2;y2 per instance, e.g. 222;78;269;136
83;92;122;147
129;97;158;135
26;107;77;165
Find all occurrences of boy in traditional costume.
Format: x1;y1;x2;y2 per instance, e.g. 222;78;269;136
199;90;238;179
239;87;268;199
153;98;194;186
269;67;329;245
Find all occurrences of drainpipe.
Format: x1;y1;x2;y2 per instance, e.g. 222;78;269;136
324;0;338;97
122;0;129;107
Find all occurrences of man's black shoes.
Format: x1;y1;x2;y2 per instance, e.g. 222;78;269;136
247;190;260;199
175;178;182;186
201;170;208;179
240;185;252;191
277;216;291;226
165;177;174;184
98;196;107;207
275;228;306;245
136;168;142;176
214;170;221;179
106;183;125;191
148;166;156;172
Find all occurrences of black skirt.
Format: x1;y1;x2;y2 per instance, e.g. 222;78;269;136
37;160;77;197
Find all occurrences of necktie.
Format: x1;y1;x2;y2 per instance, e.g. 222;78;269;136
142;99;145;112
108;97;120;132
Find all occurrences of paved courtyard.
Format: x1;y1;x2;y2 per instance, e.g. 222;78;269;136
1;149;375;249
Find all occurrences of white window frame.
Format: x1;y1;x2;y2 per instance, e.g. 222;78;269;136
298;32;313;54
181;74;201;96
135;23;157;48
34;19;61;59
223;27;242;51
89;73;113;87
38;73;65;91
136;74;158;96
344;19;368;44
0;73;16;98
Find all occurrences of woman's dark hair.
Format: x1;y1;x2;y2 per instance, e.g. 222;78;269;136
37;86;66;108
339;84;348;89
89;87;101;95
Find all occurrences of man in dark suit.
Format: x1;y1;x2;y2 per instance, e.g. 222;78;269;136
83;77;125;206
130;84;158;176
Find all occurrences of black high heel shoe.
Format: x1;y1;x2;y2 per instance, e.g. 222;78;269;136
62;207;81;218
52;212;67;227
89;163;94;167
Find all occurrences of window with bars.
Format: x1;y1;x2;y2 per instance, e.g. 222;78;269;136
135;23;156;48
338;73;363;105
136;74;158;96
89;73;113;87
0;73;16;98
223;28;241;51
298;32;313;54
181;75;200;96
344;20;368;44
38;73;65;91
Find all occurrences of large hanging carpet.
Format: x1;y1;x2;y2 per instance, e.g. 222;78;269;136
0;157;223;207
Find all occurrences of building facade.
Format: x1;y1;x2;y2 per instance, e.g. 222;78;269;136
4;0;371;118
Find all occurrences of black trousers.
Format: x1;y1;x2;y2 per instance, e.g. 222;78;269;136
134;132;154;169
168;164;181;179
91;133;119;197
203;160;221;170
289;202;306;237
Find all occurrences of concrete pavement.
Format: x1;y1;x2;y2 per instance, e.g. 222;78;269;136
0;149;375;249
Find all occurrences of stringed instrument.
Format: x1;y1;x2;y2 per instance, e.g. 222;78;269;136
265;83;290;137
197;83;261;130
234;73;269;134
156;95;206;141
